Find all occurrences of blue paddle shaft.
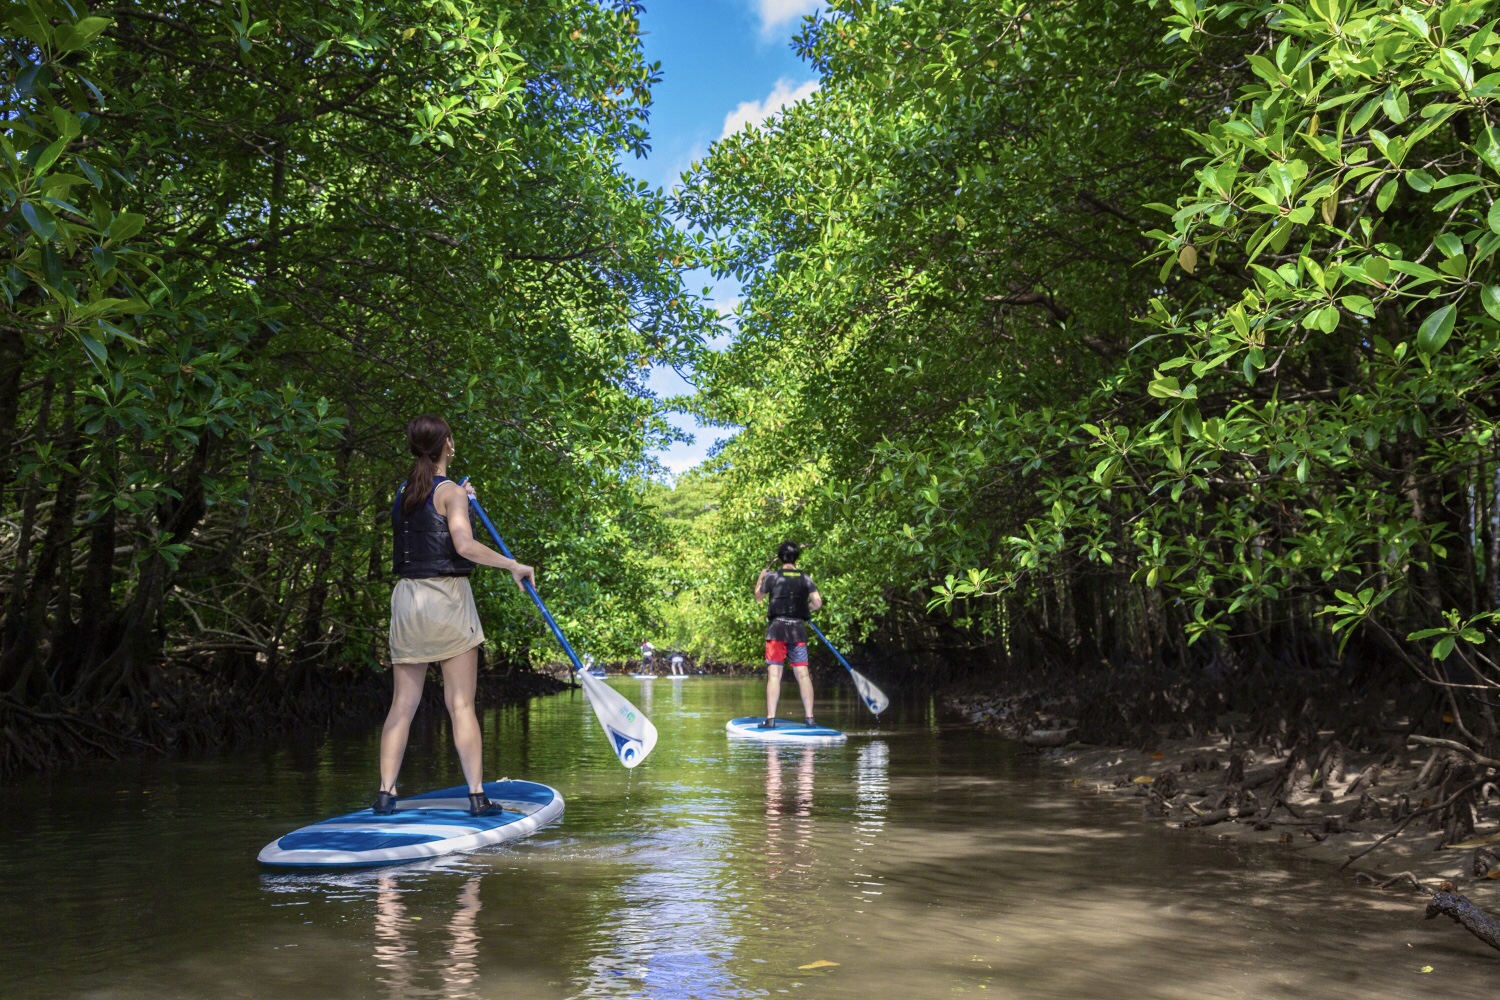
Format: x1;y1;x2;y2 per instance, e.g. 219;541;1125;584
807;621;856;677
460;480;584;673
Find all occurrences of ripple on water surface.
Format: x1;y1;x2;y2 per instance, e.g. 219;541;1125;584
2;677;1497;999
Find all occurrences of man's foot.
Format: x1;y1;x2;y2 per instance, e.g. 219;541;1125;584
373;789;398;815
757;717;777;729
468;791;504;817
805;718;816;728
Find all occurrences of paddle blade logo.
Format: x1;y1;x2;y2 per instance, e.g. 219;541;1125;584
607;726;646;768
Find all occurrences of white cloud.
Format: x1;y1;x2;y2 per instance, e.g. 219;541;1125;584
754;0;823;35
720;78;819;138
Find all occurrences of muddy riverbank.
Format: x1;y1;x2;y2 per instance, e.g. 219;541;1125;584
948;689;1500;955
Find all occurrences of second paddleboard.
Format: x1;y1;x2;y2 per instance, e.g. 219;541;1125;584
725;717;847;744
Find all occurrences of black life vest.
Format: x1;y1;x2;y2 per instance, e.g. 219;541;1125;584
391;476;475;578
766;568;812;620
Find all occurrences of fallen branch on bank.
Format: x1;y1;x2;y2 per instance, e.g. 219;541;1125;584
1407;735;1500;771
1426;882;1500;954
1341;779;1489;869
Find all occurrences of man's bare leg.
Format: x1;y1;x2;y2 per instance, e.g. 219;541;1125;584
792;663;815;722
765;662;784;721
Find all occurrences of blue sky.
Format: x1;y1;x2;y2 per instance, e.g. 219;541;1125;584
622;0;824;475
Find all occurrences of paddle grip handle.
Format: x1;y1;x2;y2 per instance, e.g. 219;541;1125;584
461;480;585;673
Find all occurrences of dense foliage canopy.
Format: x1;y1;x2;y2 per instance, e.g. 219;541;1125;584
1;0;712;771
11;0;1500;791
672;0;1500;765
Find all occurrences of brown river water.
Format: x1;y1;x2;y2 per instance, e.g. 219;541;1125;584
2;677;1495;998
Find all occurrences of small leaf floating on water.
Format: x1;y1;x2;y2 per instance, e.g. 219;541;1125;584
1150;752;1166;759
1418;965;1434;974
1132;775;1154;784
798;960;840;971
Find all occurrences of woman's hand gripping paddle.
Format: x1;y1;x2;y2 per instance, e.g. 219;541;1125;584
463;483;658;768
808;621;889;716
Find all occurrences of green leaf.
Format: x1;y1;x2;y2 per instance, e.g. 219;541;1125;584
1416;303;1457;355
107;212;146;242
1478;127;1500;175
1376;178;1398;212
20;202;57;240
1481;285;1500;321
31;136;70;177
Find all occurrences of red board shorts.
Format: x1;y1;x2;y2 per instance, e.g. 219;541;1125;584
765;617;809;668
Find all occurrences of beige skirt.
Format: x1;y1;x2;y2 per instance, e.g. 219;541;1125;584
389;576;485;664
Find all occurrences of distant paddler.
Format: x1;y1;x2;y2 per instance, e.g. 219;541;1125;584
378;414;535;817
753;541;823;729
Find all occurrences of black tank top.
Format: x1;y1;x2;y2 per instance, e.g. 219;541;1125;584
390;476;475;578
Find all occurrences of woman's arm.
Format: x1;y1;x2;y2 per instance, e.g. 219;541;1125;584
438;482;536;591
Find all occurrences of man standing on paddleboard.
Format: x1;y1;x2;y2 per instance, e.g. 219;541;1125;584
753;541;823;728
379;414;535;817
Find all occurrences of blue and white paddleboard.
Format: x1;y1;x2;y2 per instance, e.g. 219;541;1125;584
725;717;848;744
631;673;658;679
258;780;563;868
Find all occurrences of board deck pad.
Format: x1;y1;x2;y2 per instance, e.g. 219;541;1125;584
258;779;563;868
725;717;848;744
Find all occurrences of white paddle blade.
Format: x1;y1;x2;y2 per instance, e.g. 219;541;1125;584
851;669;890;716
576;669;658;768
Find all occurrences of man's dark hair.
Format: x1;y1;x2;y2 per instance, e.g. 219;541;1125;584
777;540;801;564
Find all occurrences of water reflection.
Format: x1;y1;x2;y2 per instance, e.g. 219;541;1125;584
763;744;817;891
851;740;889;912
372;873;483;1000
8;680;1500;1000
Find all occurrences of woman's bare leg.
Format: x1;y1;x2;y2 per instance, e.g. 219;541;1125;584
379;663;429;793
440;647;485;793
792;664;815;720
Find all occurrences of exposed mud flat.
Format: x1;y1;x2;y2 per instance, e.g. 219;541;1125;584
949;691;1500;953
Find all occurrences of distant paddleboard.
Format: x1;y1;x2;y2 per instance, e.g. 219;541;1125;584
725;717;847;744
631;673;658;679
258;780;563;868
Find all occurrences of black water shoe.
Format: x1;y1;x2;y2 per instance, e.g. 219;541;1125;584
468;792;504;817
805;718;816;728
757;717;777;729
373;789;398;815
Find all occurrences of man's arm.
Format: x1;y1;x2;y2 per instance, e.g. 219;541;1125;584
754;569;770;602
809;586;823;612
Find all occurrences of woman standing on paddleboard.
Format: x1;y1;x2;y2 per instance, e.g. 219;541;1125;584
378;414;535;817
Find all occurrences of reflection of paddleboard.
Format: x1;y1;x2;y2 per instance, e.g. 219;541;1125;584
725;717;847;744
631;673;658;679
258;780;563;868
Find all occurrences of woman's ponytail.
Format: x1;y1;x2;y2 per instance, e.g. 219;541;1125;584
402;414;452;515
